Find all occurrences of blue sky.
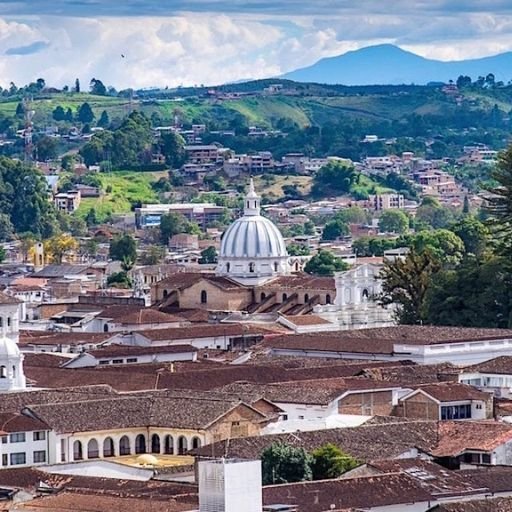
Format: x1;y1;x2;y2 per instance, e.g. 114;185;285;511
0;1;512;88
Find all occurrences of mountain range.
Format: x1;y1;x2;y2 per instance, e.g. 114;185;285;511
282;44;512;85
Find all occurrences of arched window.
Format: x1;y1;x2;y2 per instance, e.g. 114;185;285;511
103;437;115;457
7;317;11;327
192;437;201;450
135;434;146;454
282;293;288;302
12;366;16;379
295;262;299;271
164;435;174;455
326;294;332;305
73;440;83;461
103;324;109;333
119;436;131;456
201;290;207;304
178;436;188;455
274;262;279;272
163;289;168;298
249;262;255;273
260;292;266;301
151;434;161;454
226;262;231;273
87;439;99;459
0;318;3;328
304;293;309;303
0;366;6;378
362;289;369;300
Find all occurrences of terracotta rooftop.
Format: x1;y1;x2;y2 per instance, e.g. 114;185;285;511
195;420;439;462
0;412;49;434
137;323;270;342
406;383;491;402
464;356;512;375
19;331;113;347
87;343;198;359
429;499;512;512
16;491;197;512
97;305;184;324
358;363;459;385
217;377;402;405
265;274;335;290
0;386;118;414
429;421;512;457
0;290;21;304
157;272;244;291
28;394;266;433
262;473;433;512
280;315;333;326
263;326;512;354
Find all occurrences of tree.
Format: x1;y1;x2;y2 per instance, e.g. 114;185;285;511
77;102;94;124
261;442;313;485
160;212;188;244
199;246;218;264
15;102;24;118
462;195;470;215
321;219;349;241
65;108;74;122
18;232;36;262
287;244;311;256
451;216;489;257
311;444;359;480
415;197;454;229
159;131;186;168
336;206;369;225
304;250;349;276
36;136;59;161
85;208;98;227
97;110;110;128
141;245;166;265
425;256;512;328
69;216;87;237
379;210;409;234
44;234;79;264
75;78;80;93
379;248;442;324
404;229;465;264
106;271;132;289
0;157;58;238
312;161;359;197
456;75;472;89
109;233;137;262
52;106;66;122
61;154;76;172
485;144;512;256
304;220;316;236
90;78;107;96
0;213;14;241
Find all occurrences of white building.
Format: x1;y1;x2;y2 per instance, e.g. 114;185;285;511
314;263;395;330
199;459;262;512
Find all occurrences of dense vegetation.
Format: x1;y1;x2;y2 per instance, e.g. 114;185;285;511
379;146;512;327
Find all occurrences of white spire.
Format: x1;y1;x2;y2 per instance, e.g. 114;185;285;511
244;177;260;216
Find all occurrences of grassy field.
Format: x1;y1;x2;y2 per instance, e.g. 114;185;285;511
75;171;159;222
255;175;313;200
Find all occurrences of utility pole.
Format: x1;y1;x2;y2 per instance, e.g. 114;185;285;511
23;96;35;163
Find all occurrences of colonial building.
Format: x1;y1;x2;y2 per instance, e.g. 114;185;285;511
152;180;335;316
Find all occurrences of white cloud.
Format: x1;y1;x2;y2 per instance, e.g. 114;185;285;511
1;8;512;89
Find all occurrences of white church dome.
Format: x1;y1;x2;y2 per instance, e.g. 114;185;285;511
220;215;287;259
216;179;290;285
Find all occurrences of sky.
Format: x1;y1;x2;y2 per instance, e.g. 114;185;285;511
1;1;512;89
